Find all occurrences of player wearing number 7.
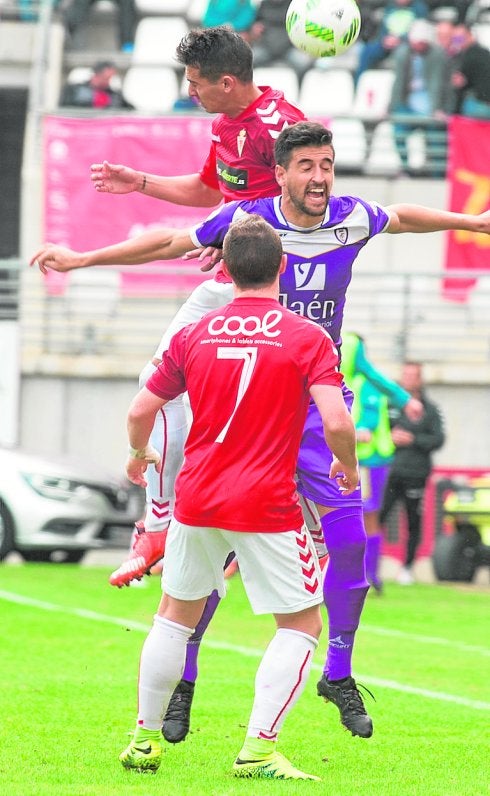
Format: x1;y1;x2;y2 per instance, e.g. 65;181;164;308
119;215;358;780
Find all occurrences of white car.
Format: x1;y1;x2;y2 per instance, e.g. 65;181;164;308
0;447;143;562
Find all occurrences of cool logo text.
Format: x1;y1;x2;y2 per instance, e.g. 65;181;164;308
208;309;283;338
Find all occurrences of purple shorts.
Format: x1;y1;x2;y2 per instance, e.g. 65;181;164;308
360;465;390;513
296;384;362;509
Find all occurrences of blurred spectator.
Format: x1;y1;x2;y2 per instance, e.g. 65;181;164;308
60;60;134;109
449;23;490;118
63;0;136;52
435;18;457;48
172;94;201;112
389;18;451;176
17;0;39;20
355;0;429;83
357;0;387;44
201;0;257;41
250;0;316;82
352;374;395;595
379;361;445;586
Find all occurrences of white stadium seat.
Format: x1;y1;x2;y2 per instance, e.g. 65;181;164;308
352;69;396;121
329;118;367;171
134;0;190;14
364;121;402;176
132;16;189;67
472;22;490;49
65;67;94;84
122;66;180;112
299;68;355;117
186;0;208;25
253;66;300;103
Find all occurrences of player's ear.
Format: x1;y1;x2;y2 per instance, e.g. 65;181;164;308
221;260;231;280
279;254;287;275
222;75;235;93
275;163;286;186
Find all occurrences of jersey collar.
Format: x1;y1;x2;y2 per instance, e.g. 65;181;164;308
273;195;331;230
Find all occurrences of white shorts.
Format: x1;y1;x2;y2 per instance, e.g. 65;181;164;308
153;279;234;360
162;520;323;615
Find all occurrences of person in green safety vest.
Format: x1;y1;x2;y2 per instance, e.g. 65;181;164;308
341;332;421;592
341;331;422;421
352;373;395;593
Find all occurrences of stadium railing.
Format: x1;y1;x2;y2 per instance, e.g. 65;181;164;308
4;259;489;379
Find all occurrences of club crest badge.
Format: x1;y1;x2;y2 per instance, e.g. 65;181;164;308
334;227;348;244
237;128;246;157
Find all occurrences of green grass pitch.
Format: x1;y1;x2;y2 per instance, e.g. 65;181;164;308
0;563;488;796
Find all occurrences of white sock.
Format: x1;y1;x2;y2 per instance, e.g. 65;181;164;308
247;628;318;740
137;615;194;729
144;397;188;532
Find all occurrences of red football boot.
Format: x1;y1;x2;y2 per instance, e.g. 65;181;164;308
109;524;167;587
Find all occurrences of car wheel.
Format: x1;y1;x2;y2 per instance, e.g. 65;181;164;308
432;524;480;582
0;500;15;560
21;549;87;564
21;550;53;562
59;550;86;564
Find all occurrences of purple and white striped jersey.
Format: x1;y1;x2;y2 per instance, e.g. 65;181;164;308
189;194;390;348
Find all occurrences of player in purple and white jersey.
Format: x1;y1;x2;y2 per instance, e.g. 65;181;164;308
32;120;490;741
190;193;388;350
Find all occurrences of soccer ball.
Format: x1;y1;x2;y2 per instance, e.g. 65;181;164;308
285;0;361;58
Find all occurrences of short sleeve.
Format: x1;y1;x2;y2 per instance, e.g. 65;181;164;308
146;327;188;400
199;143;220;191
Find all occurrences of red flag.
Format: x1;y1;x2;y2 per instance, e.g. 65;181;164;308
444;116;490;301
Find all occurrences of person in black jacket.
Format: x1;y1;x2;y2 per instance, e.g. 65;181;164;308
60;61;134;109
379;361;445;584
448;23;490;119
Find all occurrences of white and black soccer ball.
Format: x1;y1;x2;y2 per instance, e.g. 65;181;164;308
286;0;361;58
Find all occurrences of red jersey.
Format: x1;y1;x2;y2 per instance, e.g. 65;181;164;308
146;297;342;532
199;86;306;202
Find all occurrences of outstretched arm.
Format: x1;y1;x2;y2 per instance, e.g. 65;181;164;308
30;228;196;273
385;205;490;235
90;161;222;207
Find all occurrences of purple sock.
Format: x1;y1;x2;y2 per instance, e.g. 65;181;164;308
180;551;234;683
321;507;369;681
181;589;221;683
365;533;382;587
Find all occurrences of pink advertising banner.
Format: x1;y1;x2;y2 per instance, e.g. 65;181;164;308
43;115;216;296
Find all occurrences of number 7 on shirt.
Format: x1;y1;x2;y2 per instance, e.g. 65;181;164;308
215;347;258;443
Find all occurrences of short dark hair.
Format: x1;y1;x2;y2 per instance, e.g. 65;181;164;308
92;60;117;74
274;122;335;168
175;26;253;83
222;215;283;288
